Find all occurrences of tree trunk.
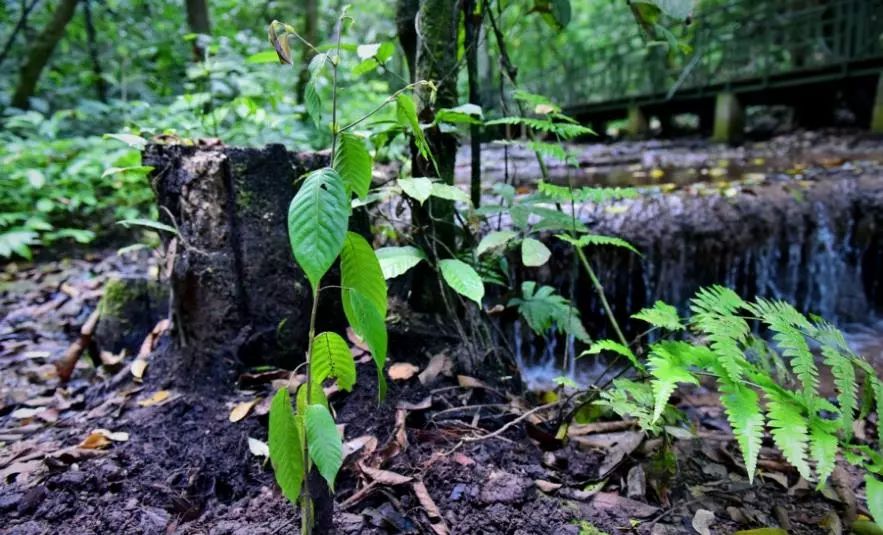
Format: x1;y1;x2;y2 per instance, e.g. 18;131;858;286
10;0;79;110
83;0;106;102
395;0;419;82
413;0;459;249
295;0;319;104
185;0;211;60
464;0;482;207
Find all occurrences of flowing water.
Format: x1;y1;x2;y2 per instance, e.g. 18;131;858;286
456;132;883;389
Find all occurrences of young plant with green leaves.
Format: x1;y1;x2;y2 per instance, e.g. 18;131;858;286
593;285;883;529
263;14;426;533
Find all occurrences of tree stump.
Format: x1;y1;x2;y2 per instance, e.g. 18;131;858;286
144;143;330;386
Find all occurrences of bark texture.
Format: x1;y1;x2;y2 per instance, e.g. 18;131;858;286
144;144;331;387
11;0;80;109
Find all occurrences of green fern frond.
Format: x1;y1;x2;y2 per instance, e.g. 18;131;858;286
581;339;643;372
632;301;684;331
508;281;590;342
750;299;818;405
718;380;764;482
648;341;700;423
690;285;747;317
809;418;839;485
537;181;638;204
484;117;593;140
765;389;812;480
813;321;857;437
556;233;640;255
597;378;660;432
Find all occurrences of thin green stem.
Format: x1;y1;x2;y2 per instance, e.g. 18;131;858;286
575;246;628;349
329;16;344;161
338;81;428;133
300;285;320;535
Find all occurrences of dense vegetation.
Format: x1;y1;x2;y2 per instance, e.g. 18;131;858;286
3;1;883;533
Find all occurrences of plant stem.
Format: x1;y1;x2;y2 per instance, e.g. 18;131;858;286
329;16;344;161
300;285;320;535
575;246;628;349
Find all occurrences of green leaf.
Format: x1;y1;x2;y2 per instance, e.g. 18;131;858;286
398;177;433;205
556;233;641;255
341;231;388;322
581;339;642;371
718;381;763;483
246;50;280;64
866;475;883;526
632;0;693;21
334;133;373;199
0;230;37;260
521;238;551;267
439;259;484;305
648;341;700;423
477;230;518;256
376;246;427;279
305;404;343;491
288;168;349;290
430;183;470;204
396;94;429;158
311;332;357;391
346;289;388;400
809;419;838;485
103;133;147;149
508;281;589;342
304;53;328;127
116;218;178;235
435;104;483;125
268;389;304;504
632;301;683;331
765;390;811;480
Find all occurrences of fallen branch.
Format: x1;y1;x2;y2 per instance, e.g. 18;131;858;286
56;308;100;382
463;402;559;443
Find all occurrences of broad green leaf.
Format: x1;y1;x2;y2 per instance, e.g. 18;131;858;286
521;238;551;267
435;104;483;125
288;168;349;289
439;259;484;305
341;232;387;321
396;94;429;158
268;389;304;504
430;183;470;204
347;290;388;400
334;133;373;199
311;332;357;391
246;50;280;64
305;404;343;490
632;0;693;21
356;43;381;59
376;246;427;279
103;133;147;149
866;475;883;527
398;177;433;205
477;230;518;256
296;381;329;413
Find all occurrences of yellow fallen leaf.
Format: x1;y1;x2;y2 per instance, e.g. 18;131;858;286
649;168;665;179
79;432;112;449
388;363;420;381
138;390;171;407
131;359;148;379
229;398;259;423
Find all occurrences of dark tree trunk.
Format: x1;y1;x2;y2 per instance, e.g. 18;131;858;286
395;0;419;82
83;0;106;102
464;0;482;207
294;0;319;104
0;0;42;70
10;0;79;109
185;0;211;60
412;0;459;249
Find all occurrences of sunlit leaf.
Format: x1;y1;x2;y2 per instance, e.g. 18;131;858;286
439;259;484;305
268;389;304;504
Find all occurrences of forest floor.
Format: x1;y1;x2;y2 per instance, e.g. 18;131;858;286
0;248;869;534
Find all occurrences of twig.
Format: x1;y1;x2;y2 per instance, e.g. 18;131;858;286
463;401;558;442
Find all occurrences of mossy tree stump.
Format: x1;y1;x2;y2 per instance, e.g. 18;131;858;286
144;143;331;386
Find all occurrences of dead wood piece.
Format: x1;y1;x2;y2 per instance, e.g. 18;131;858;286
56;309;100;382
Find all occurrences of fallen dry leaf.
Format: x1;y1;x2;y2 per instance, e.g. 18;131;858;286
457;375;490;389
692;509;715;535
79;432;112;450
590;492;659;518
137;390;171;407
343;435;378;461
418;353;452;385
413;481;448;535
131;359;148;379
248;437;269;457
360;464;412;486
388;362;420;381
10;407;45;420
396;396;432;411
452;452;475;466
229;398;259;423
535;479;562;493
90;428;129;442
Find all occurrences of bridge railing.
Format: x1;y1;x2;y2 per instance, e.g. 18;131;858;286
511;0;883;112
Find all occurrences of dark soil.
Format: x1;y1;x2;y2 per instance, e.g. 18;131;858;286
0;252;863;535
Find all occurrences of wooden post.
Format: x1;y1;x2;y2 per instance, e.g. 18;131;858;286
872;73;883;134
712;92;744;144
626;106;648;138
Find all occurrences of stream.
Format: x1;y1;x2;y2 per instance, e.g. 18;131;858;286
455;131;883;389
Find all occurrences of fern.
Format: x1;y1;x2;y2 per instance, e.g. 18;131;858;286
689;286;750;382
537;180;638;203
484;116;593;140
814;320;858;437
632;301;683;331
509;281;590;342
647;341;700;423
718;379;764;482
764;388;812;479
581;339;643;372
556;233;640;255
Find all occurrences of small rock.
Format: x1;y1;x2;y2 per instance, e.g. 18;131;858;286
479;470;532;505
17;486;47;515
701;462;728;480
0;493;22;513
449;483;467;501
139;506;170;533
692;509;714;535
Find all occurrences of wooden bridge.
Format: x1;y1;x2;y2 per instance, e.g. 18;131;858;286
520;0;883;141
